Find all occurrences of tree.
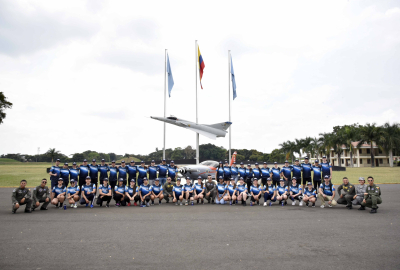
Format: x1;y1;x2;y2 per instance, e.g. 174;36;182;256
279;140;296;163
309;137;322;159
357;123;382;168
379;122;400;167
183;146;195;159
294;138;303;160
72;153;85;162
300;137;312;159
108;153;117;161
319;132;334;159
0;92;13;124
341;125;359;167
45;148;61;165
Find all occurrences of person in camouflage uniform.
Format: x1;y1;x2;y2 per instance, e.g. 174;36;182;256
361;176;382;214
32;178;50;211
12;180;32;214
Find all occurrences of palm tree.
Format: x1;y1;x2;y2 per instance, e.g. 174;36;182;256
357;123;383;168
279;140;296;163
379;122;400;167
301;137;312;158
310;137;322;159
331;132;346;167
294;138;303;161
318;132;334;160
46;148;61;165
342;126;359;167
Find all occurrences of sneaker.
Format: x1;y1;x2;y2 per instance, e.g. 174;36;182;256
358;206;365;211
146;202;150;207
269;202;272;206
159;201;162;205
24;210;32;213
201;200;204;204
105;204;109;208
85;203;88;207
151;202;154;206
70;204;74;208
328;205;332;208
263;202;267;207
141;204;146;207
299;201;303;206
312;203;315;207
116;203;120;207
348;205;352;210
306;202;309;207
292;201;296;206
175;202;178;206
211;200;215;204
134;202;137;206
40;207;48;210
180;202;183;206
128;203;131;206
230;201;233;205
74;204;78;208
185;201;188;206
12;209;16;214
90;204;94;208
208;200;211;204
243;202;247;206
320;205;325;208
284;201;287;205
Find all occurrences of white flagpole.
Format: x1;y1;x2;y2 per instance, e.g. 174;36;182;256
195;40;199;164
228;50;232;160
163;49;167;160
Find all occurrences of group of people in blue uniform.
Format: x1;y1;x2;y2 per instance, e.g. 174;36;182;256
11;156;382;214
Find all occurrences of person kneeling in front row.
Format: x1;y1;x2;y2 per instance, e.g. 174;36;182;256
173;178;184;205
236;177;248;206
263;178;276;207
318;175;337;208
151;178;164;205
276;179;288;206
51;178;66;209
67;179;80;208
12;179;33;214
32;178;50;211
125;179;139;206
97;178;112;207
303;182;317;207
360;176;382;213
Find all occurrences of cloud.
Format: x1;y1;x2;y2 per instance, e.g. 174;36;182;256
0;1;99;57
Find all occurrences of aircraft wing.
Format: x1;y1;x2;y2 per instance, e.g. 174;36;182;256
184;126;218;140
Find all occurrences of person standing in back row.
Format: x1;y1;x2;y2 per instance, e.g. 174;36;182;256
98;159;109;182
292;160;302;186
60;163;70;188
147;160;158;187
109;161;118;191
157;159;168;186
245;164;253;194
312;160;322;190
238;162;246;184
69;162;79;182
320;156;332;181
231;162;238;183
167;161;178;183
89;159;99;188
270;162;281;187
78;159;90;189
137;161;147;187
280;161;292;187
127;160;138;186
118;161;128;186
223;161;231;185
301;157;312;188
49;158;61;189
261;162;271;187
252;163;262;184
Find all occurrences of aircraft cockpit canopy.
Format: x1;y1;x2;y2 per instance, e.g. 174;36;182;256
200;160;219;168
167;116;178;120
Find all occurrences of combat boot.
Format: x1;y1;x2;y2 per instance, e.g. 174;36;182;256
358;206;365;210
370;208;377;214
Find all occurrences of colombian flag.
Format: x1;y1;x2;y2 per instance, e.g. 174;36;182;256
198;46;205;89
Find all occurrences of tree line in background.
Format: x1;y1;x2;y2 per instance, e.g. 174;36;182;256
279;122;400;167
2;122;399;167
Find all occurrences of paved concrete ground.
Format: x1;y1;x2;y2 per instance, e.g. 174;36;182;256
0;185;399;270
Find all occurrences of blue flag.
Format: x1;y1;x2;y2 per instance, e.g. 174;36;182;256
231;56;237;100
167;54;174;97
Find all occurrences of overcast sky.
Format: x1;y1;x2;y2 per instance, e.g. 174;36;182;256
0;0;399;157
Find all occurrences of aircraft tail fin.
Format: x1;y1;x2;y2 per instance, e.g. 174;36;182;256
206;121;232;131
229;151;237;166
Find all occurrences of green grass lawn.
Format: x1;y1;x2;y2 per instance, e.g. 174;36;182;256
0;160;399;187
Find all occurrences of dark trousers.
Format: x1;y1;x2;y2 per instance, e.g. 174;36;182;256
140;196;151;205
272;179;279;187
63;178;69;188
303;177;311;186
32;197;50;210
261;178;268;186
91;177;98;188
246;179;252;193
137;178;144;187
264;193;276;202
13;198;32;212
313;180;321;190
124;195;139;205
96;195;111;206
164;191;173;202
337;194;354;206
51;179;58;190
78;176;87;189
80;194;94;205
114;193;124;203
